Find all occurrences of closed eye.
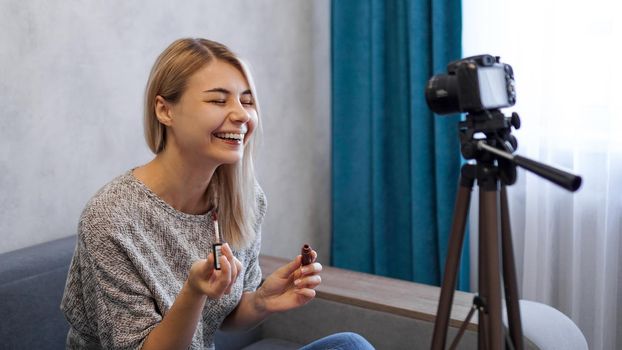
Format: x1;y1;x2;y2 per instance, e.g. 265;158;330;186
208;100;226;105
241;92;254;107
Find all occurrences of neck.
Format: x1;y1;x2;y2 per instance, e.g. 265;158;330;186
134;146;219;215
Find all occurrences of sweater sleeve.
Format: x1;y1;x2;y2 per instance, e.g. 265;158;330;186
243;185;267;292
76;215;161;350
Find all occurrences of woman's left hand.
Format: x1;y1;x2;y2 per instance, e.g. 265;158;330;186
255;250;322;313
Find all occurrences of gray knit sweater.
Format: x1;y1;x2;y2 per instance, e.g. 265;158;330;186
61;170;266;350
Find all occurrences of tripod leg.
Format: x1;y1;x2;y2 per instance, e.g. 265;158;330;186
478;207;488;350
480;189;504;350
500;186;524;350
431;174;474;350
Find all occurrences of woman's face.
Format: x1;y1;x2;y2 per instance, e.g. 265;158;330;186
163;60;257;166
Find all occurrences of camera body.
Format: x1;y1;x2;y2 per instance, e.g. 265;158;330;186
425;54;516;115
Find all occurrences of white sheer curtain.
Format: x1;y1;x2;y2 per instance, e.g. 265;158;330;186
463;0;622;349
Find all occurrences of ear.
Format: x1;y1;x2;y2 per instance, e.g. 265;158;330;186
154;95;174;126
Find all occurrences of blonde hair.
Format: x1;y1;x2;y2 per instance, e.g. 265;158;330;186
144;38;262;249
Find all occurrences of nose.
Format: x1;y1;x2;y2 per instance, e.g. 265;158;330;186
228;103;251;124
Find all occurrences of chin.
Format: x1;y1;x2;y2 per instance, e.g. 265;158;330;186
204;147;244;166
215;154;244;166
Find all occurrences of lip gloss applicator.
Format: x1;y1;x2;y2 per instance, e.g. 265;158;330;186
301;244;313;266
212;211;223;270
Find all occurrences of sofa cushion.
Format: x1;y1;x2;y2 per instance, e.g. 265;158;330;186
0;236;76;285
0;267;71;349
0;236;76;349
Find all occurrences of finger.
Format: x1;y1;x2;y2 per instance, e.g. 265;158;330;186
274;256;303;280
191;258;214;284
294;275;322;289
212;256;232;294
221;244;242;294
300;262;323;276
234;258;243;279
225;258;242;294
221;244;238;283
293;288;316;299
221;243;235;261
203;254;216;276
311;250;318;263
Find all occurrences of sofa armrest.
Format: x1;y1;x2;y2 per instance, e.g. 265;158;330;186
260;255;476;328
258;255;478;349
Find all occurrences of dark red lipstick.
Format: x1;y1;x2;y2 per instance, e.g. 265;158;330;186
301;244;313;266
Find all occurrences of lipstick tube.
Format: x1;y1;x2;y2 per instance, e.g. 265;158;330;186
212;212;222;270
301;244;313;266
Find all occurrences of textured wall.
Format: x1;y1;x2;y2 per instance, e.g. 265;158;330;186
0;0;331;262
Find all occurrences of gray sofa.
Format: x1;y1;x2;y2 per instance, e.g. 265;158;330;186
0;236;588;350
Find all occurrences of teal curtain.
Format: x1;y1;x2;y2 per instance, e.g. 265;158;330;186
331;0;469;290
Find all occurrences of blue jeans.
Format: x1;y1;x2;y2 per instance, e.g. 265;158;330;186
299;332;375;350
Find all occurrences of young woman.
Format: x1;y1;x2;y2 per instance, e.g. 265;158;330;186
61;38;373;350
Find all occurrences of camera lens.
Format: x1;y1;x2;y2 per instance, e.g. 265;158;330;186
425;74;460;115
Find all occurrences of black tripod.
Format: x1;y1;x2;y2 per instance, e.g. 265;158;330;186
430;110;582;350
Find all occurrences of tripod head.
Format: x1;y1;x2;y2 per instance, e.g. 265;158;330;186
459;109;582;192
425;54;581;192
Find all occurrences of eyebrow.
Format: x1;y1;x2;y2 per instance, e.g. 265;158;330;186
203;88;252;95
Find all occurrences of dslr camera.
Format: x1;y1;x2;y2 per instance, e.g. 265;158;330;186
425;54;516;115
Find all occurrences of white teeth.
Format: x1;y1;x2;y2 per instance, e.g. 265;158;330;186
215;133;244;141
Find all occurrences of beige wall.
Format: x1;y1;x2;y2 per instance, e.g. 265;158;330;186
0;0;332;263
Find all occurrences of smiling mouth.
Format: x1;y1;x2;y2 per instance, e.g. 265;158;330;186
214;132;245;144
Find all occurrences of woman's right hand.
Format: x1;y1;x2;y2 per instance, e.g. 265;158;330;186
142;243;241;350
185;243;242;298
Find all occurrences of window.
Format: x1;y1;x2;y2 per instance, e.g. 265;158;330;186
463;0;622;349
